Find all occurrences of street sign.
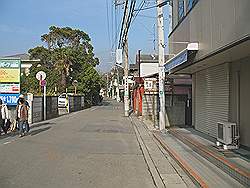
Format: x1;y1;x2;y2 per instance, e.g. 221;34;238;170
116;49;122;64
36;71;46;80
41;80;46;87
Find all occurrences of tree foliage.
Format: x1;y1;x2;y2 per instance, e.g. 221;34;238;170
23;26;104;102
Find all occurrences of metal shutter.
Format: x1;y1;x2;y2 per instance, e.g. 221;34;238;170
195;63;229;138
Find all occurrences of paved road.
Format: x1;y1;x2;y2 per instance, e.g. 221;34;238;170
0;100;156;188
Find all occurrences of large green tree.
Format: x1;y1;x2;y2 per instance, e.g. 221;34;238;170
23;26;103;103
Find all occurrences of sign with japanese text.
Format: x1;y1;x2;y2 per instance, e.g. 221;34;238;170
0;59;21;83
0;83;20;93
0;93;20;106
0;69;20;82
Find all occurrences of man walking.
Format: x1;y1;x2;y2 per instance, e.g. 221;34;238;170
17;98;28;137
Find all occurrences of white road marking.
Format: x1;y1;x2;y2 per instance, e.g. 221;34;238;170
3;141;11;145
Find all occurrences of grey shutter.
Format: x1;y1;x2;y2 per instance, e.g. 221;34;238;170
195;63;229;138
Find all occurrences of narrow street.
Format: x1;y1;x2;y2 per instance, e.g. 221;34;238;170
0;100;157;188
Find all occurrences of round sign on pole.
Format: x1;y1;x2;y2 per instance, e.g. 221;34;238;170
41;80;46;87
36;71;46;81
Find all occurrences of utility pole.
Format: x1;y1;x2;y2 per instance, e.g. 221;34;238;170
123;35;129;116
123;0;130;117
157;0;166;131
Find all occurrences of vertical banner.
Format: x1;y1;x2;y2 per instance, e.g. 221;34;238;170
0;59;21;105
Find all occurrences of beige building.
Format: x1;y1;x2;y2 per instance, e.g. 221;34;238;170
166;0;250;148
4;53;40;76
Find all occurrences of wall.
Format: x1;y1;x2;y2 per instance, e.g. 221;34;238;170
32;96;43;123
68;96;85;113
229;56;250;148
169;0;250;58
142;93;187;127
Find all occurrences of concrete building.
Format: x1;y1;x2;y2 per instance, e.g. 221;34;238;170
4;53;40;76
166;0;250;148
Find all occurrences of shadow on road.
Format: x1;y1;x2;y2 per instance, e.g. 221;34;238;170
0;122;55;140
31;122;56;129
29;126;51;136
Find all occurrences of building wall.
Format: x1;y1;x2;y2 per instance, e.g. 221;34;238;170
142;93;187;127
229;56;250;147
169;0;250;57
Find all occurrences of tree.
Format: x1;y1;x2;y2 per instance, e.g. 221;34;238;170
24;26;103;103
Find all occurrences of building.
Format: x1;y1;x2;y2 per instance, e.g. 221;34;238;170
166;0;250;148
4;53;40;76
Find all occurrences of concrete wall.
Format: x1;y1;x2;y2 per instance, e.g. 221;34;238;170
68;96;85;113
142;94;187;127
32;96;43;123
142;94;159;126
229;56;250;148
169;0;250;57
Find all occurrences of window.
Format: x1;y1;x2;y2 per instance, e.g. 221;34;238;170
178;0;185;21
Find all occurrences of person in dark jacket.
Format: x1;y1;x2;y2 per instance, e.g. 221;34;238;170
16;94;30;131
17;98;28;137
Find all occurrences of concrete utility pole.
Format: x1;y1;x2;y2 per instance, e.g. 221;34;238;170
123;0;130;117
157;0;166;131
124;35;129;116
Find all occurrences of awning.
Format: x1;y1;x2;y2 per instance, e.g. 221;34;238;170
164;43;199;74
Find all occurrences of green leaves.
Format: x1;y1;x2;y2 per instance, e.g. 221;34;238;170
23;26;104;101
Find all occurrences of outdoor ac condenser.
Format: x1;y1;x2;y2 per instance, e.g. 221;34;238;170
216;122;239;149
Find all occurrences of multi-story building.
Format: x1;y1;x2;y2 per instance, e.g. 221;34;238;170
166;0;250;148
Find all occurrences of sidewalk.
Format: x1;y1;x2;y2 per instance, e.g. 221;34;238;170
130;115;196;188
137;116;249;187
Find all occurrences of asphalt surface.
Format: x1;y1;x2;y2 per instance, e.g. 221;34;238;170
0;100;155;188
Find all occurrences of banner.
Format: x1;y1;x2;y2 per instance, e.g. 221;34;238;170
0;93;20;106
0;69;20;82
0;83;20;93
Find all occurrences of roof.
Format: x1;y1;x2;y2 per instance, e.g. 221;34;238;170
129;63;139;70
3;53;40;63
137;54;174;63
3;53;30;60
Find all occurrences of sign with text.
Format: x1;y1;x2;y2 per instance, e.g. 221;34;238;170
0;69;20;82
0;59;21;83
0;93;20;106
0;83;20;93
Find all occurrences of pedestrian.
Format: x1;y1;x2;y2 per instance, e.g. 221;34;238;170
17;98;28;137
0;99;10;135
16;94;30;132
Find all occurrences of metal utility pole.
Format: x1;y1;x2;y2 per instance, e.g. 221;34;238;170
157;0;166;130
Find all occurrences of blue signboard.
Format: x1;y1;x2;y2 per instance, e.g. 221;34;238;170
165;49;188;72
0;94;20;106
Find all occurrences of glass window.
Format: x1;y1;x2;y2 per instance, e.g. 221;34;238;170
178;0;184;21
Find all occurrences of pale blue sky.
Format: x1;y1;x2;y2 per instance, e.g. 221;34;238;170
0;0;169;72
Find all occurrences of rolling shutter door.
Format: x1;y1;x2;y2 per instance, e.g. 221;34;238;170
195;63;229;138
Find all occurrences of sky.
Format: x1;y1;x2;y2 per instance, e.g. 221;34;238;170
0;0;169;73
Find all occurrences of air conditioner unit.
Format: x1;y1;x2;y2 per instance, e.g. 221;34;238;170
216;122;239;149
